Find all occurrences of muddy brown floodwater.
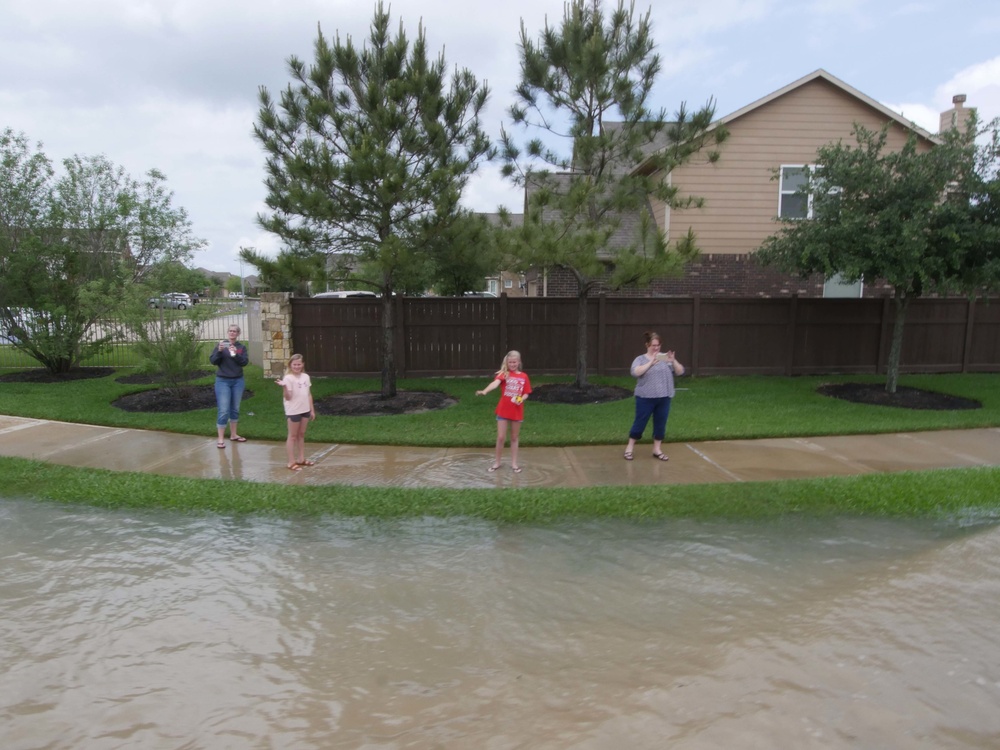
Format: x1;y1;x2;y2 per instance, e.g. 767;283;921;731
2;500;999;749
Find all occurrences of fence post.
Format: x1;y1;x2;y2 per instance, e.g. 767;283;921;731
877;297;892;374
394;295;407;378
499;293;508;356
962;297;976;374
597;294;607;375
786;294;798;376
260;292;292;378
690;295;701;377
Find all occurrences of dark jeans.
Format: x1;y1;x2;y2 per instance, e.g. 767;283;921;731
629;396;672;441
215;376;245;427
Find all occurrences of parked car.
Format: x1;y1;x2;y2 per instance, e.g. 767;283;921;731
463;291;498;298
228;292;244;299
149;294;189;310
312;290;378;298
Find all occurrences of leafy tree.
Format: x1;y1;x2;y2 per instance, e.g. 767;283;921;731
225;275;244;296
120;286;213;394
756;116;1000;393
499;0;727;388
144;261;211;298
0;128;203;373
429;210;502;296
238;245;326;297
254;3;492;396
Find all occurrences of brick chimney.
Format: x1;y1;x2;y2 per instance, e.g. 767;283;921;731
939;93;974;133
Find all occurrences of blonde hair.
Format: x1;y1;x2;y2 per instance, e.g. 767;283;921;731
285;353;305;371
496;350;522;377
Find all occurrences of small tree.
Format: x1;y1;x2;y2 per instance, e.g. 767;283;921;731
254;4;492;397
756;116;1000;393
430;210;502;296
500;0;726;387
0;128;203;373
239;246;325;296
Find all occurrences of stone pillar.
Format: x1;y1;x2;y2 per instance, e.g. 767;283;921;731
260;292;292;378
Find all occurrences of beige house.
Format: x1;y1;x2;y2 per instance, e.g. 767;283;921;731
538;68;973;298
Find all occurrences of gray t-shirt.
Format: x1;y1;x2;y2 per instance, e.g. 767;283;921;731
631;355;676;398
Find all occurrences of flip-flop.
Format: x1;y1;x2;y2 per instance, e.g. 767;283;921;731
488;464;500;473
652;452;669;461
287;463;302;471
231;436;247;443
297;460;316;467
217;442;225;449
623;451;633;460
512;466;522;473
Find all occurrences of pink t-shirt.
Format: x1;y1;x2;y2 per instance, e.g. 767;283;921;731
281;373;312;416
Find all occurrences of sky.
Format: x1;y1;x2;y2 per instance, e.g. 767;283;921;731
3;0;999;276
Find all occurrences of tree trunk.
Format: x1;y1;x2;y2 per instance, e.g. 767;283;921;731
380;292;397;398
574;287;589;388
885;290;910;394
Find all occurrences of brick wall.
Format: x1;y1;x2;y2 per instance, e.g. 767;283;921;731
543;254;922;299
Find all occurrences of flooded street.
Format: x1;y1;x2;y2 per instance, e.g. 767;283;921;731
2;500;999;749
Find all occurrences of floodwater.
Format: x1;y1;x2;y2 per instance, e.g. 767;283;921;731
2;501;1000;750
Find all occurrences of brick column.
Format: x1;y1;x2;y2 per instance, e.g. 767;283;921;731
260;292;292;378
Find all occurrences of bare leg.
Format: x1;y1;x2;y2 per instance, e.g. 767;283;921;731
229;420;239;440
624;437;637;456
286;419;299;468
510;421;522;470
217;425;226;446
493;419;509;469
295;418;310;464
652;438;663;456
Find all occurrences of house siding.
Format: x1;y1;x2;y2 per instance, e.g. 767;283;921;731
655;77;935;258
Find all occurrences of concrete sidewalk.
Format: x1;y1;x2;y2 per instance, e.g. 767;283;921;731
2;414;999;489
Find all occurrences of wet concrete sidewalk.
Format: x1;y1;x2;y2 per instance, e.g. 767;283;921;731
2;414;999;490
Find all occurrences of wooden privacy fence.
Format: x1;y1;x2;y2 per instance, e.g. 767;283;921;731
290;295;1000;378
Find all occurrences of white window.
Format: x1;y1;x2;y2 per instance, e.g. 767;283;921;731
487;278;499;296
504;278;513;289
779;166;810;218
823;273;863;298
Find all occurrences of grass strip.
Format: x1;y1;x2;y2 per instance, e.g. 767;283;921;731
2;456;997;522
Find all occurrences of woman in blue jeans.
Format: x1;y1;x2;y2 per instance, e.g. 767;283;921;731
210;324;249;448
624;331;684;461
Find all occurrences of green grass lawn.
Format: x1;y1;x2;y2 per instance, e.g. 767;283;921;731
0;366;998;447
1;366;998;519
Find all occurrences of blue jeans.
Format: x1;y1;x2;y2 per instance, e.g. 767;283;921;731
629;396;671;441
215;376;245;427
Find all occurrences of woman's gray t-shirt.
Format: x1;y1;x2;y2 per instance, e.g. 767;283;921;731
631;355;676;398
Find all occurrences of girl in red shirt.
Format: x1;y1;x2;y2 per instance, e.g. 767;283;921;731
476;350;531;473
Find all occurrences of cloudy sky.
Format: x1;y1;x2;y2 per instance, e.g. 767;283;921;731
3;0;998;275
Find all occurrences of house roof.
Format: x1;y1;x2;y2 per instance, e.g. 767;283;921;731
713;68;939;144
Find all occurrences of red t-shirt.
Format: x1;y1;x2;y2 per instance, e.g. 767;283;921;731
494;371;532;421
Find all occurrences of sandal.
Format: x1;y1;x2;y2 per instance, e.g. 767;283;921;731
652;452;669;461
488;464;500;473
217;442;226;449
512;466;522;473
231;436;247;443
297;460;316;467
623;451;633;461
287;463;302;471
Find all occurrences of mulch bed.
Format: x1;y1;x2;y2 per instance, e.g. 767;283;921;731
315;391;457;417
112;386;255;413
818;382;981;410
114;370;212;385
0;367;116;383
529;382;632;405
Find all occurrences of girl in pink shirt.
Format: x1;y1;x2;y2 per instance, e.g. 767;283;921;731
275;353;316;471
476;350;531;473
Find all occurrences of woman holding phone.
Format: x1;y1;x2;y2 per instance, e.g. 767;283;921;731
623;331;684;461
210;324;249;448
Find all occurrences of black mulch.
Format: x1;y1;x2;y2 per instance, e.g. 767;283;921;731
114;369;212;385
818;382;981;410
0;367;116;383
112;386;255;413
315;391;457;417
529;383;632;405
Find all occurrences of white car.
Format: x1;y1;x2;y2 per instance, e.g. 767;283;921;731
313;290;378;298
